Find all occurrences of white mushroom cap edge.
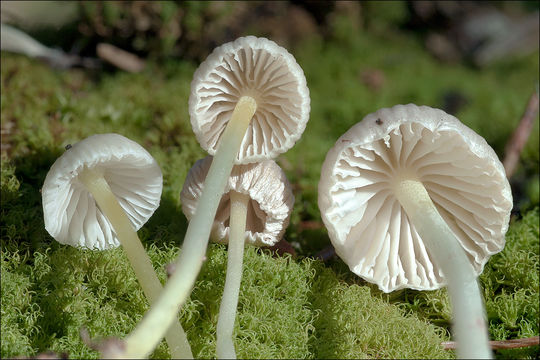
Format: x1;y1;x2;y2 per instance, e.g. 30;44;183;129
42;133;163;250
189;36;310;164
318;104;512;292
181;156;294;246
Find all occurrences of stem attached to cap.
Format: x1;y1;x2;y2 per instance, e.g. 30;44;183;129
394;179;492;359
122;96;257;358
78;167;193;359
216;191;249;359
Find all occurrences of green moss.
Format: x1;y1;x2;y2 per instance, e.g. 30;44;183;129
183;245;315;358
1;261;37;356
310;265;450;359
1;239;452;358
482;209;540;359
374;209;540;359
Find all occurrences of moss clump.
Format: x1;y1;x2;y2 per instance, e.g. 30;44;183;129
1;259;36;357
482;209;539;359
2;238;452;359
180;245;315;358
309;265;450;359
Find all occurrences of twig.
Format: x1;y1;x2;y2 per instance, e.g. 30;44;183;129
503;92;539;178
298;220;323;231
442;335;539;350
96;43;146;73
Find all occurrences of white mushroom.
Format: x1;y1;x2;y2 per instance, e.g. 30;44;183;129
189;36;310;163
318;104;512;359
181;156;294;358
121;36;309;358
42;133;192;359
181;156;294;247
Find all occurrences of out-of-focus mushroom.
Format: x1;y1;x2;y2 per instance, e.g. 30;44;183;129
181;156;294;358
120;36;309;359
1;23;78;68
42;134;192;359
318;104;512;359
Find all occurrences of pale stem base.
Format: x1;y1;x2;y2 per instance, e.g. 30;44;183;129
122;96;257;358
395;179;492;359
216;191;249;359
79;168;193;359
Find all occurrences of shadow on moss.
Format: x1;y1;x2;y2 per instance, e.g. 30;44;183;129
2;148;63;256
141;195;188;249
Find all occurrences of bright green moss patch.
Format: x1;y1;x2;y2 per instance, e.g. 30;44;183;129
1;260;36;357
309;265;450;359
184;245;315;358
1;239;452;358
482;209;540;358
0;245;171;359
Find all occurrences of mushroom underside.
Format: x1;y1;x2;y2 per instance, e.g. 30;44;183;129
325;121;510;291
42;135;162;250
190;36;309;162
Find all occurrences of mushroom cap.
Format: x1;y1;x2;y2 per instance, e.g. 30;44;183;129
42;133;163;250
188;36;310;164
318;104;512;292
180;156;294;246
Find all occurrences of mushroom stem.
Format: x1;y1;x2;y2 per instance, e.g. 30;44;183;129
122;96;257;358
394;179;492;359
216;191;249;359
78;167;193;359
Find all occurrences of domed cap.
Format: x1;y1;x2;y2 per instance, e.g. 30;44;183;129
42;134;163;250
318;104;512;292
189;36;310;164
180;156;294;246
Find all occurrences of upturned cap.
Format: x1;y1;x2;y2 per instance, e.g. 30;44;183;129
318;104;512;292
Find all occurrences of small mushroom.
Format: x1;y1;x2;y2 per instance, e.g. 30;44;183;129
181;156;294;358
181;156;294;247
318;104;512;359
189;36;310;164
121;36;309;358
42;133;192;359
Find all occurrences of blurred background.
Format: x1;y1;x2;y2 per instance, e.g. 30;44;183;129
2;1;539;66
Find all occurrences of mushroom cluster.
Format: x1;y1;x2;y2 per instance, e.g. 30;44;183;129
319;104;512;359
37;34;515;360
121;36;309;358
